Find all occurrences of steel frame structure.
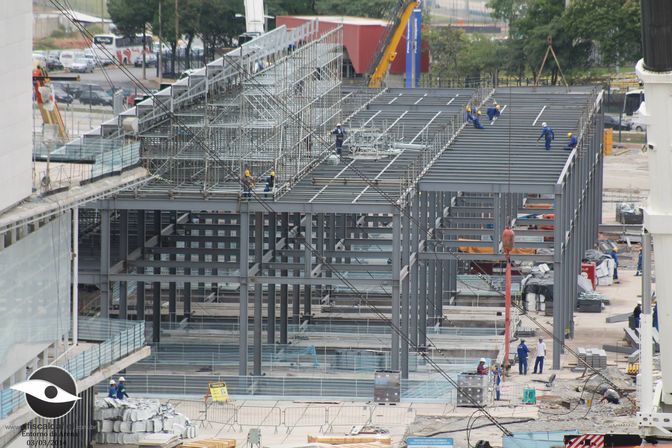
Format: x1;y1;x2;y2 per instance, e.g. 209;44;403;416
75;30;604;378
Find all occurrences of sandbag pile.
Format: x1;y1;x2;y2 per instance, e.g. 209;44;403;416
94;397;197;444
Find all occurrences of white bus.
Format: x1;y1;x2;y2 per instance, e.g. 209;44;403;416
92;34;153;65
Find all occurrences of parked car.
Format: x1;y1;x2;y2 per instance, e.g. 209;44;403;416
604;115;631;131
71;58;95;73
59;50;76;70
46;55;64;71
133;53;157;67
79;89;113;106
627;119;646;132
52;85;73;104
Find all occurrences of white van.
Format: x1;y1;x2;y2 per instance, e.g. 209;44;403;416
59;50;76;70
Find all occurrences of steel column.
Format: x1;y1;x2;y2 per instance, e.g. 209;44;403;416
136;210;146;320
292;213;301;324
280;212;289;344
118;209;128;320
304;213;313;318
268;213;276;344
99;208;110;319
239;211;250;376
391;212;401;371
401;206;410;378
552;191;564;369
410;192;420;347
419;192;428;348
254;212;263;375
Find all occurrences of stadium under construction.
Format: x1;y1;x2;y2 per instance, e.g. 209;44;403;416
33;21;603;398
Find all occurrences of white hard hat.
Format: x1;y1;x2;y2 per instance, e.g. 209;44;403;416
542;122;547;127
110;379;116;385
480;358;486;363
119;376;125;382
337;123;341;126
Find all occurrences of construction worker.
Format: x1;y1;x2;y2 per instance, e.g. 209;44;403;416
517;339;530;375
492;363;503;400
609;247;619;283
486;104;501;124
533;337;546;374
116;377;129;400
108;379;117;398
465;104;474;123
332;123;346;155
472;110;485;129
242;166;254;197
476;358;488;375
537;122;555;150
633;302;642;329
564;132;578;150
600;387;620;404
264;168;276;197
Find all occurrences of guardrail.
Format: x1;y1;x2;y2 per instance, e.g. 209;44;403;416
0;319;145;420
95;374;457;403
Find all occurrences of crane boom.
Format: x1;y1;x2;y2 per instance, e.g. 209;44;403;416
368;1;420;89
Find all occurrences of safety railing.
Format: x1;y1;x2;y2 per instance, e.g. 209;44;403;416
0;319;145;420
96;374;456;403
32;134;141;193
62;319;145;381
170;401;418;434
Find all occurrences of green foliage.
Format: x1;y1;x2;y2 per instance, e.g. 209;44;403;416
564;0;641;66
107;0;156;36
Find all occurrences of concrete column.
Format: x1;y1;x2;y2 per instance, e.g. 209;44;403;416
391;212;401;371
136;210;146;320
268;213;276;344
239;211;250;376
304;213;313;318
280;213;289;344
99;208;110;319
254;212;263;375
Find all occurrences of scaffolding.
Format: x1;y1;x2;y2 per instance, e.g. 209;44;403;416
138;23;343;198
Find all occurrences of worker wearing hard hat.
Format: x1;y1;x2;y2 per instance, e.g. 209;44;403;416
564;132;578;150
242;166;255;198
116;377;129;400
472;110;485;129
486;104;501;124
517;339;530;375
537;122;555;150
108;379;117;398
476;358;488;375
264;168;276;194
331;123;346;155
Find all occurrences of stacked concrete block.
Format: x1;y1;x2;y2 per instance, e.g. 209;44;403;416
456;373;490;407
577;348;608;369
94;398;197;445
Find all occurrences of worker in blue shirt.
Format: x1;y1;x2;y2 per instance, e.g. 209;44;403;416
537;122;555;150
492;363;503;400
517;339;530;375
472;110;485;129
332;123;346;155
108;379;117;398
609;247;619;283
465;105;474;123
116;377;129;400
564;132;578;150
486;104;501;124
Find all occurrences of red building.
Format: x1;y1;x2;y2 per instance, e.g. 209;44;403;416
276;15;429;78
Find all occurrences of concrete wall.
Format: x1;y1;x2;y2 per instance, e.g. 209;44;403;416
0;1;33;212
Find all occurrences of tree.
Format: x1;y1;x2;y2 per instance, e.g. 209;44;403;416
426;27;466;85
108;0;156;78
564;0;640;67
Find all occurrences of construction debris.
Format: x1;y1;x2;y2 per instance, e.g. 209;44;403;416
94;398;197;445
181;439;236;448
307;434;392;445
